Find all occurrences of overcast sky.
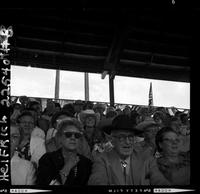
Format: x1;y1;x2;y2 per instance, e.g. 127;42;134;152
11;65;190;109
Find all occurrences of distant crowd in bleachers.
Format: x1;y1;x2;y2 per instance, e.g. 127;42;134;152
10;95;190;185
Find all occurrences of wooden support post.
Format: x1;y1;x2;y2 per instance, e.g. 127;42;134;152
84;72;89;101
109;74;115;107
54;69;60;100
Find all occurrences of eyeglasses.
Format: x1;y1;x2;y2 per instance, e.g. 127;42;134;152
64;132;82;139
113;134;134;142
11;134;20;141
20;121;34;125
162;138;180;144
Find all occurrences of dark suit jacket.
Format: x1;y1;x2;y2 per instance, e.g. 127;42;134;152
36;148;92;185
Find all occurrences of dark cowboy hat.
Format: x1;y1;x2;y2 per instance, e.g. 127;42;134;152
98;114;147;135
97;118;114;135
98;115;144;136
111;114;135;133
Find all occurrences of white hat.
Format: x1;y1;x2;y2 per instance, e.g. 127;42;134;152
79;109;100;126
135;117;157;131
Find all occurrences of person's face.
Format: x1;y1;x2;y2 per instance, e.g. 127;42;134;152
136;115;142;124
32;104;42;115
111;130;134;159
11;125;21;155
14;104;21;111
60;125;82;151
47;101;55;112
159;131;180;156
144;126;159;142
95;107;105;115
171;121;182;133
74;104;83;113
123;108;131;115
85;116;96;127
29;110;37;123
154;115;162;124
19;97;29;106
55;106;61;112
19;115;34;136
116;110;123;115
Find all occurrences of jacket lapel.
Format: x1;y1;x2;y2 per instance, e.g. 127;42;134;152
107;150;125;185
130;153;145;185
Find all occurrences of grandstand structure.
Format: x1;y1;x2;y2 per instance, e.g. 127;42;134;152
2;6;194;107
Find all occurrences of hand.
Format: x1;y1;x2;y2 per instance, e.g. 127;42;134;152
11;109;21;121
49;179;61;185
61;154;79;176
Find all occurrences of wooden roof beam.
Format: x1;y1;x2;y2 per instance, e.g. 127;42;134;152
102;24;129;79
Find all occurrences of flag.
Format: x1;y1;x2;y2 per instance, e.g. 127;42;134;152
148;82;153;106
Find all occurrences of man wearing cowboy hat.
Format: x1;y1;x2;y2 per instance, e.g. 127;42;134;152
88;114;169;185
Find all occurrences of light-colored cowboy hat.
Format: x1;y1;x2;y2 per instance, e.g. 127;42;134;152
79;109;100;126
135;117;157;132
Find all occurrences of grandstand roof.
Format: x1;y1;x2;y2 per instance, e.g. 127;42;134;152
2;5;196;82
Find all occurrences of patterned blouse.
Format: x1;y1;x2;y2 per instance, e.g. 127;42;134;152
18;142;31;161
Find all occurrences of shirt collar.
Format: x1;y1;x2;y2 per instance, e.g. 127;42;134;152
120;156;130;165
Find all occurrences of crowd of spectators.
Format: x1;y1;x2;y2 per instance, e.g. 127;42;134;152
10;95;190;185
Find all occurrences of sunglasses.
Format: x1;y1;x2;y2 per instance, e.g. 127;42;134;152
64;132;82;139
20;121;34;125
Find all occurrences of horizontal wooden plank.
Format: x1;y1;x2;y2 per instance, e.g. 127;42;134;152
14;47;106;60
13;57;103;74
117;62;190;82
120;59;190;70
122;49;189;67
16;37;109;56
123;49;189;60
125;38;190;57
16;25;112;46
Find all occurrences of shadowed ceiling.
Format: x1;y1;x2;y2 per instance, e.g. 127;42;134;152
2;7;195;82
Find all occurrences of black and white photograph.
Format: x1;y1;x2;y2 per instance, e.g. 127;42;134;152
0;2;197;193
